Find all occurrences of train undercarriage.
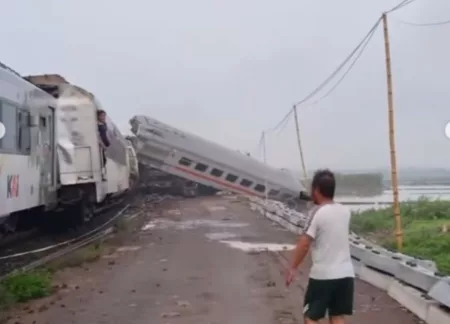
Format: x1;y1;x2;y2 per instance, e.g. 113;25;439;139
0;183;131;240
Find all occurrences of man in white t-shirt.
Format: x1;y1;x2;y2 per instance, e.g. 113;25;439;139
286;169;354;324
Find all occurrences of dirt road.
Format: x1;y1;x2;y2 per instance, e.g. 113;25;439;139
9;196;420;324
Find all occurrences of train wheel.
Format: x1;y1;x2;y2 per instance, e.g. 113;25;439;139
79;200;95;225
0;214;18;238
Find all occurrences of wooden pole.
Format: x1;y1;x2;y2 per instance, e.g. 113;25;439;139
262;131;268;201
262;131;267;164
293;105;308;187
382;12;404;250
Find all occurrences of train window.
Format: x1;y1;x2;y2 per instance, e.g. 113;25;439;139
254;184;266;193
268;189;280;197
40;116;46;128
178;157;192;167
0;101;18;152
240;179;253;187
225;173;238;183
195;162;208;172
281;193;293;200
210;168;224;177
17;110;31;153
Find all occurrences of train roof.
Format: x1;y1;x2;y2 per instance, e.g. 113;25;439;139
0;62;56;107
131;115;304;191
0;61;21;77
25;75;107;111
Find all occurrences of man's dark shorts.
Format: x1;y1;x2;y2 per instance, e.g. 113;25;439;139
303;277;354;321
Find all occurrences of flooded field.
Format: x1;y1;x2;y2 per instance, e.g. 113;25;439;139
338;185;450;212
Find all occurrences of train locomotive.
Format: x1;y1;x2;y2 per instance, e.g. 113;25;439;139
0;62;138;237
130;115;310;209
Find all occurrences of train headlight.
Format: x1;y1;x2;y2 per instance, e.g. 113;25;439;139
0;122;5;139
445;121;450;140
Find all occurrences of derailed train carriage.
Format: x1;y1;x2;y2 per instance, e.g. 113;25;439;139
130;115;310;209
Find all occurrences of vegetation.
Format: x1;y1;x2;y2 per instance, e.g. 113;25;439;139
334;172;384;196
47;242;105;270
351;197;450;274
304;172;384;196
0;211;140;317
0;270;52;310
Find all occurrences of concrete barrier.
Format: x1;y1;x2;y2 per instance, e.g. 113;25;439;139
358;265;394;291
428;279;450;308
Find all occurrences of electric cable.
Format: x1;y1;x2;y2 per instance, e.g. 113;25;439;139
275;113;293;136
292;17;382;108
263;17;379;137
257;0;418;163
265;108;294;135
387;0;419;13
248;131;264;160
396;18;450;26
306;18;381;107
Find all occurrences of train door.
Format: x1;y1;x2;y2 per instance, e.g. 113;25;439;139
39;107;56;202
47;108;56;188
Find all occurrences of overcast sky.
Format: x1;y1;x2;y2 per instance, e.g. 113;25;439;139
2;0;450;171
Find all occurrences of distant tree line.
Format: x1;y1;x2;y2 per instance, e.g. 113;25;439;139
333;172;384;196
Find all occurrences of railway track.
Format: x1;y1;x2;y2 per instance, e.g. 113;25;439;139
0;198;125;252
0;204;130;279
0;191;179;280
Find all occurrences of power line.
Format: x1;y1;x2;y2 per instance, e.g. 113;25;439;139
252;132;264;159
306;19;381;107
262;15;381;139
257;0;418;153
265;108;294;134
275;112;293;136
396;18;450;26
292;19;381;108
387;0;419;13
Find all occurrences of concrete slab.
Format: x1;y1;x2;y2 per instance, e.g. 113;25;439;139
428;279;450;308
358;265;394;291
388;280;435;321
426;304;450;324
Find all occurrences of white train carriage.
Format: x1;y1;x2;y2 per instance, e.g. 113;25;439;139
26;75;131;224
0;63;60;235
130;115;309;207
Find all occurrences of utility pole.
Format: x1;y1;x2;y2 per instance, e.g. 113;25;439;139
293;105;309;187
261;131;268;201
382;12;403;250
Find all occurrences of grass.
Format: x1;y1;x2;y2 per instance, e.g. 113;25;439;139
351;197;450;274
0;243;106;316
0;270;53;317
0;209;140;318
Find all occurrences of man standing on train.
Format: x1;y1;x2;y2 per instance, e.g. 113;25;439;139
97;110;110;167
286;169;355;324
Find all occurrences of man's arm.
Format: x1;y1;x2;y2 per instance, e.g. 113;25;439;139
286;210;321;286
290;233;313;270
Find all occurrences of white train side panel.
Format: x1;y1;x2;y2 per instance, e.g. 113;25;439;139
0;64;59;225
0;156;40;216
